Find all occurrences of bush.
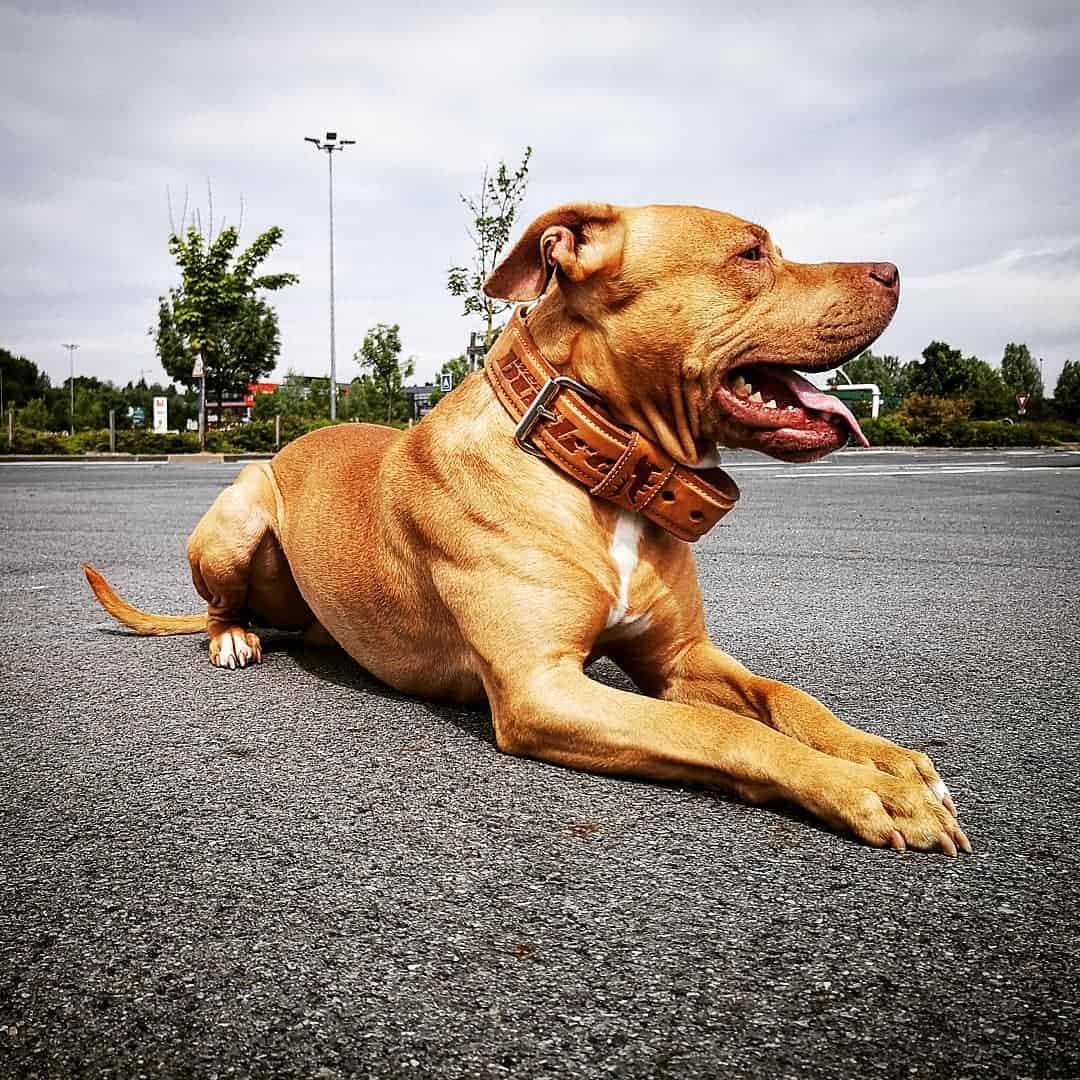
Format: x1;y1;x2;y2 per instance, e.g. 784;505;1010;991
858;415;1080;448
117;429;199;454
5;426;71;454
861;415;916;446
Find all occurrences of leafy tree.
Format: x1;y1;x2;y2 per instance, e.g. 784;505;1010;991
251;373;330;421
905;342;971;398
121;379;196;432
840;349;906;397
1055;360;1080;420
354;324;413;424
447;147;533;359
961;358;1011;419
153;220;298;446
904;342;1009;418
0;348;50;409
17;398;50;430
338;376;386;422
251;386;286;421
1000;342;1044;401
428;353;471;405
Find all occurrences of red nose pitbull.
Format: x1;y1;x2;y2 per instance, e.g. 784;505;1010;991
86;202;969;855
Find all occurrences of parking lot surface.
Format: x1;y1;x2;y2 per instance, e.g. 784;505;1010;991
2;447;1078;1079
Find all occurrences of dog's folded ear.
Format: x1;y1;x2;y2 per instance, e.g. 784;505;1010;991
484;202;621;301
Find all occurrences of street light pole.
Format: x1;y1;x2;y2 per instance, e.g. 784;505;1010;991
62;343;79;433
305;131;355;421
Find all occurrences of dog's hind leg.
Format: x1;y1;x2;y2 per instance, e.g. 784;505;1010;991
187;462;307;669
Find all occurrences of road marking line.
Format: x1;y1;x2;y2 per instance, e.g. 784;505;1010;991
769;465;1075;478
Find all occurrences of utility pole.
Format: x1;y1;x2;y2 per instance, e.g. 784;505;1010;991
62;343;79;433
304;131;355;421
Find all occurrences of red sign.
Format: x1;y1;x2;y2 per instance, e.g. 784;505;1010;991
244;381;279;407
1015;393;1030;415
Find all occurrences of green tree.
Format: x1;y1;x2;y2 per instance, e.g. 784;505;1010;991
1001;342;1044;401
252;373;330;420
447;147;533;358
251;386;285;421
428;353;471;405
904;342;1009;418
1055;360;1080;420
961;358;1011;419
339;376;393;422
906;342;971;397
354;324;413;424
0;348;51;409
153;219;298;446
120;379;195;432
17;398;50;430
841;349;906;396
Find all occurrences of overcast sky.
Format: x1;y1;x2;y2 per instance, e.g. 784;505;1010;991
2;0;1078;396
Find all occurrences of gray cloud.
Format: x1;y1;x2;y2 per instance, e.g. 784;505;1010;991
2;0;1078;395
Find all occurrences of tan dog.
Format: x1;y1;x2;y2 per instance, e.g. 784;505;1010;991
85;202;970;855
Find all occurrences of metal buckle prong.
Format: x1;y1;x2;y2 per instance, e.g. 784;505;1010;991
513;375;602;458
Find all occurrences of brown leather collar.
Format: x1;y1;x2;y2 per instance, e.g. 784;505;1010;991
484;307;739;542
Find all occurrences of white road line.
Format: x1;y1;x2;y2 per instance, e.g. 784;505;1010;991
769;465;1075;478
0;461;165;469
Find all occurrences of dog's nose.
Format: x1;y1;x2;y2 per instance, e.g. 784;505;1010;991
869;263;899;289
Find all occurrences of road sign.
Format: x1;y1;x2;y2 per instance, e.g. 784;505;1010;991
440;372;453;392
153;396;168;433
1016;393;1030;415
129;406;145;425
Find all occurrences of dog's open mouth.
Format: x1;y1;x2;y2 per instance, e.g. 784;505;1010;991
714;363;869;457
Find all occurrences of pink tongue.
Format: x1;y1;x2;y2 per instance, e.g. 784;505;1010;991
767;366;870;448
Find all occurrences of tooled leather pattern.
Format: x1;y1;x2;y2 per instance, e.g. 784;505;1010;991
485;310;738;542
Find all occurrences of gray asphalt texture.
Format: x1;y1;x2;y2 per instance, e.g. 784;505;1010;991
2;448;1079;1080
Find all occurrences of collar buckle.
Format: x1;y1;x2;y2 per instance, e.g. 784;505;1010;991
514;375;602;458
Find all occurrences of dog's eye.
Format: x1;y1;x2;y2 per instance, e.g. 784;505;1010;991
738;246;763;262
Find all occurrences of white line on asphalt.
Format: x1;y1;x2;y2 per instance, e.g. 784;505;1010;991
727;459;1013;471
0;462;165;469
769;465;1075;478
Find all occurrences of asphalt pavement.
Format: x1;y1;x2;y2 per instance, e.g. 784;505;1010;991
2;447;1079;1079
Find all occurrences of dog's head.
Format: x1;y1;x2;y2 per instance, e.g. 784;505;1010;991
485;202;898;464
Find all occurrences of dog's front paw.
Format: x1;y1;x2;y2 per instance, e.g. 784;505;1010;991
838;734;959;819
813;761;972;855
209;627;263;670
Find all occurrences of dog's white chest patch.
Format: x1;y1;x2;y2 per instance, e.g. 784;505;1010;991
604;510;647;633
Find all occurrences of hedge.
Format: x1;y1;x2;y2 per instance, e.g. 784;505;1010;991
860;417;1080;447
2;418;404;456
3;416;1078;455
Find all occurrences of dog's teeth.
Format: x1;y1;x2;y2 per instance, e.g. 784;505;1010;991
733;374;750;398
763;398;778;409
750;390;764;403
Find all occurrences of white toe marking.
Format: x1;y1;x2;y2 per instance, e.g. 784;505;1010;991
931;779;950;802
605;511;645;630
214;629;254;669
216;633;236;668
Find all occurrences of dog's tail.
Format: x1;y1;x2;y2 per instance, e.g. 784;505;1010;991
83;564;207;636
